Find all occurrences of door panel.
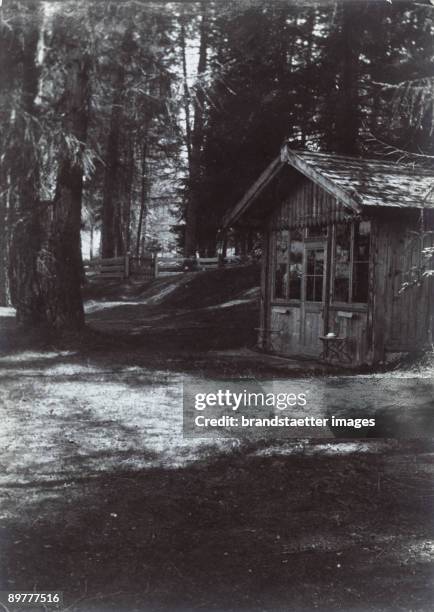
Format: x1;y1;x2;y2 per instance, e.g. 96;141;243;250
302;309;323;355
301;243;326;356
270;306;301;355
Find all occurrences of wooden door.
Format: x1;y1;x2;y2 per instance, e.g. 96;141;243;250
301;241;326;356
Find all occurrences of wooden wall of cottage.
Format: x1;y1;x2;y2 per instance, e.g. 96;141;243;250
372;213;433;361
259;176;433;365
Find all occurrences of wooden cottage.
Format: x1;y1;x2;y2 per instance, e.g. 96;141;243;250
223;145;434;365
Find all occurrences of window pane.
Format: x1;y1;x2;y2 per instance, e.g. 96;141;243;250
306;247;324;302
335;224;351;263
307;247;324;275
289;275;301;300
314;249;324;275
314;276;323;301
333;224;351;302
354;221;371;261
276;230;289;263
274;231;289;299
306;276;323;302
307;225;327;237
306;276;314;301
353;262;369;303
307;249;316;275
274;264;287;299
289;230;303;300
334;263;350;302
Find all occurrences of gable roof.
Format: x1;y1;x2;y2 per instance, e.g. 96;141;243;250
223;145;434;228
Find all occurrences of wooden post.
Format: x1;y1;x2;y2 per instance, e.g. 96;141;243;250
217;229;227;267
259;230;270;350
124;252;130;279
323;223;333;337
153;253;159;279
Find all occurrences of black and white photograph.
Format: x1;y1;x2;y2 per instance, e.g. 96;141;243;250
0;0;434;610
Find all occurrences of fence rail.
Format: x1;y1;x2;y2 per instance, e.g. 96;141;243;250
84;255;129;280
156;255;243;275
84;253;247;281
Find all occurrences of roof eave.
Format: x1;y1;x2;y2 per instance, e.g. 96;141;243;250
222;156;284;228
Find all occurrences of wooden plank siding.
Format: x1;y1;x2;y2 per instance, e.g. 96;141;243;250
373;218;433;356
280;147;361;213
269;178;354;230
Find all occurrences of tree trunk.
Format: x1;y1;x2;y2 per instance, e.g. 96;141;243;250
184;3;208;257
136;138;148;257
101;84;123;258
300;8;316;146
8;7;45;326
338;3;360;154
0;4;28;307
44;49;91;330
89;225;94;260
0;171;11;306
180;15;193;169
123;134;134;254
101;27;134;258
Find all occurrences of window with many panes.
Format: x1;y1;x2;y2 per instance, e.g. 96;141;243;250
273;229;303;301
305;246;325;302
352;221;370;302
334;224;351;302
333;221;370;304
273;230;289;299
272;221;370;304
289;230;303;300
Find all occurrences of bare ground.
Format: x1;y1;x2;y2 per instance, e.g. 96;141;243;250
0;267;433;612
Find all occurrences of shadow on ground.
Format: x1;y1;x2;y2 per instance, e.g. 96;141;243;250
1;446;434;612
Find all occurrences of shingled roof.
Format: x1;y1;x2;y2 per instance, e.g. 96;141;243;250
223;146;434;227
284;147;434;209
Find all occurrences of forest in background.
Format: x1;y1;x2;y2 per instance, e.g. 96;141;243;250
0;0;433;332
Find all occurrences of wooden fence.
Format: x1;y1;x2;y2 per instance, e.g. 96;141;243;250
155;256;221;276
84;255;130;280
130;254;158;281
85;253;245;281
156;255;243;276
